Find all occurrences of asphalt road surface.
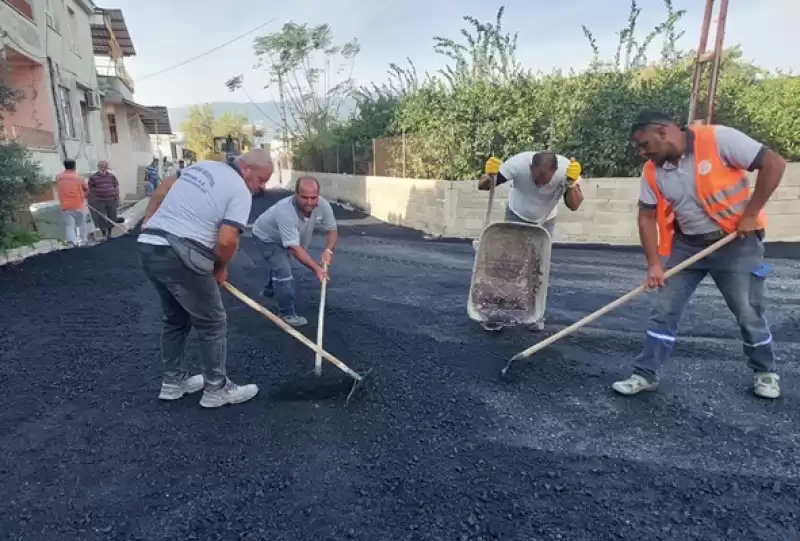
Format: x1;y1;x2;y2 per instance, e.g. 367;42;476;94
1;189;799;540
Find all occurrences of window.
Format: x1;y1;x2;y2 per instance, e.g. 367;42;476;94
44;0;61;32
67;7;80;56
58;86;76;139
80;92;91;144
3;0;34;20
107;113;118;144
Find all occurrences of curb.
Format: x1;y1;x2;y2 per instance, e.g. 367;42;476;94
0;197;151;267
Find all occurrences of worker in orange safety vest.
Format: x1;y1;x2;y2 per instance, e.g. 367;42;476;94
613;110;787;400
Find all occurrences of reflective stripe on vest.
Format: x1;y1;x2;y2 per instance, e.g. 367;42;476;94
641;124;766;257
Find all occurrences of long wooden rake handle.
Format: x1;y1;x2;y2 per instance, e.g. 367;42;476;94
87;203;130;235
222;282;363;382
507;232;738;363
314;262;329;376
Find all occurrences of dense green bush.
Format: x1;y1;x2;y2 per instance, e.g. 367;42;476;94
0;58;49;243
299;2;799;180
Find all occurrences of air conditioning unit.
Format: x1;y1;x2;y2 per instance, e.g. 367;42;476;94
86;90;102;110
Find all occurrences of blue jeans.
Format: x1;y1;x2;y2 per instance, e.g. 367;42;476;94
632;232;775;382
259;241;297;317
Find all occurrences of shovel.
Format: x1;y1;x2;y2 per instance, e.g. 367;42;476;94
501;232;738;376
223;282;372;405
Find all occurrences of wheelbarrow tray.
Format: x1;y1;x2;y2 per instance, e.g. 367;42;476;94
467;221;553;327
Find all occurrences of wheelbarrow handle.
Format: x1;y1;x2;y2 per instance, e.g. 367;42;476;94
483;173;497;228
510;232;738;361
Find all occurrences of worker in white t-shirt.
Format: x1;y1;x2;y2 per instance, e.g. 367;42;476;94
138;149;274;409
477;150;585;330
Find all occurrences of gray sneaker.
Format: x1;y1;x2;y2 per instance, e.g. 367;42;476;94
159;374;204;400
199;379;259;408
282;314;308;327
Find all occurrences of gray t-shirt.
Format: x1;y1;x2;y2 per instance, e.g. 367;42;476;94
138;160;252;249
499;151;578;224
638;125;765;235
252;194;337;249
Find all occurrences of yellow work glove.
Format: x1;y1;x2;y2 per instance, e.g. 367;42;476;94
565;157;582;186
484;156;502;175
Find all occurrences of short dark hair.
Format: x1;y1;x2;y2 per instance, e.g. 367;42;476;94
630;110;676;137
531;151;558;171
63;159;76;170
295;175;320;194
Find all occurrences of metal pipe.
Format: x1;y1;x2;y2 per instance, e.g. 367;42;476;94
688;0;715;124
706;0;729;124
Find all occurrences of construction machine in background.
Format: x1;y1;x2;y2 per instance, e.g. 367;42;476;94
209;135;249;163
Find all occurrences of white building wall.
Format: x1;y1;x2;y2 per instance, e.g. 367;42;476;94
104;102;153;199
42;0;106;177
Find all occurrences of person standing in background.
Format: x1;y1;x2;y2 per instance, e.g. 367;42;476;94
145;158;160;193
55;159;89;247
88;160;120;241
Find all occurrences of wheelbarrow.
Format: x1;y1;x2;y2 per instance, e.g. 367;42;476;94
467;220;553;332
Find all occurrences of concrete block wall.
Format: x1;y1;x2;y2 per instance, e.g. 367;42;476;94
279;162;800;244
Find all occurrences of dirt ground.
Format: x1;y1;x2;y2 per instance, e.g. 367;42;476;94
1;189;799;540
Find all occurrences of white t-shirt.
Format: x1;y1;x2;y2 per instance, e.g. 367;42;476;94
138;160;252;249
499;151;576;224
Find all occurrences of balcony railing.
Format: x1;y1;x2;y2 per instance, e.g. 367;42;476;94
95;57;134;92
2;0;34;20
1;125;57;150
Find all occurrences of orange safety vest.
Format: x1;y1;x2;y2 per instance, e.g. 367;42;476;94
642;124;767;257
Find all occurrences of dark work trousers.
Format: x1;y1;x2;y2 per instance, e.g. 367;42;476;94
138;243;227;390
632;231;776;382
89;198;118;237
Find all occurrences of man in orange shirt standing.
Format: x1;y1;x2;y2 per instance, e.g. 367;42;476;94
55;159;89;247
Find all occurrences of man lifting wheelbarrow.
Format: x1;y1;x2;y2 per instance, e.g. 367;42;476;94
473;151;584;331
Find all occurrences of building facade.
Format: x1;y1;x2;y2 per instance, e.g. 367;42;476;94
0;0;172;201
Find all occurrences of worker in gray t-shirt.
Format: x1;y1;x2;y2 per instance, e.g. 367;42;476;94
477;150;585;331
612;110;787;400
251;175;338;327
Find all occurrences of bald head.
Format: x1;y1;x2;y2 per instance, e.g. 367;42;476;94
235;148;274;193
234;148;273;169
294;175;321;215
295;175;320;194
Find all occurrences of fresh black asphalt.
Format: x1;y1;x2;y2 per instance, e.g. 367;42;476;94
1;189;799;540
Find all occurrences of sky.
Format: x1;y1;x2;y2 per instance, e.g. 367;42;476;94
111;0;798;109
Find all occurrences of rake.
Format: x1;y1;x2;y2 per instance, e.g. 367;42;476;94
223;281;372;404
501;233;737;376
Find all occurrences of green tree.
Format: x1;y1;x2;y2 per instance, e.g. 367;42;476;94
0;57;47;246
252;22;360;142
296;2;800;180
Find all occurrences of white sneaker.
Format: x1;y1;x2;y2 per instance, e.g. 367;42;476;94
199;379;259;408
754;372;780;399
159;374;204;400
527;319;545;332
282;314;308;327
612;374;658;396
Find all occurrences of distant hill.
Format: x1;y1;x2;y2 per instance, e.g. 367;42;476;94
167;99;357;137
